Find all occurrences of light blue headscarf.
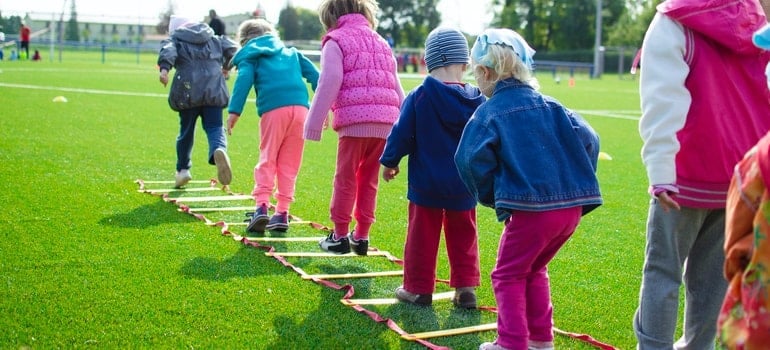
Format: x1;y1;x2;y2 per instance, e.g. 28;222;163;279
471;28;535;70
753;23;770;49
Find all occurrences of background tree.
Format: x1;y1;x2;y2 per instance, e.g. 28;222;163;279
296;7;324;40
492;0;625;51
606;0;662;48
278;5;300;40
156;0;175;35
378;0;441;48
65;0;79;42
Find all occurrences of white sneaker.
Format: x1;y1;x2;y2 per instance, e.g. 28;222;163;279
528;340;554;350
213;148;231;186
479;342;509;350
175;169;192;188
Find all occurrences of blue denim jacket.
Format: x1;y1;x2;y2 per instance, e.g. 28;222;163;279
455;78;602;221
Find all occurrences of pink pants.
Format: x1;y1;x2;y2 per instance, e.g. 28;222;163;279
403;202;480;294
493;207;581;350
330;137;385;239
252;106;306;213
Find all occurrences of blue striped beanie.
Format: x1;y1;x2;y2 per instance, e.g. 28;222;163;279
424;27;469;72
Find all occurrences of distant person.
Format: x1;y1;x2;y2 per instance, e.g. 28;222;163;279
305;0;404;255
380;27;485;308
385;33;394;48
455;28;602;350
20;22;30;60
208;9;226;36
227;18;319;234
157;15;237;188
9;49;17;61
717;22;770;350
633;0;770;349
31;49;41;61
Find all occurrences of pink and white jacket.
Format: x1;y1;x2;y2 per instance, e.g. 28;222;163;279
639;0;770;208
304;14;403;141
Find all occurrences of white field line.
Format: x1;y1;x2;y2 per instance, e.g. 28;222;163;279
0;81;639;120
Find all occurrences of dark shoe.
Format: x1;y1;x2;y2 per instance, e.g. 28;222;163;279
246;203;269;233
266;212;289;232
319;232;350;254
395;286;432;306
349;232;368;256
213;148;231;185
453;288;477;309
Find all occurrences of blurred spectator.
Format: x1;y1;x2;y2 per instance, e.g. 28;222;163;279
20;22;30;59
209;9;226;36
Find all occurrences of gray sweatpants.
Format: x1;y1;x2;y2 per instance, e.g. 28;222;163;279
633;199;727;350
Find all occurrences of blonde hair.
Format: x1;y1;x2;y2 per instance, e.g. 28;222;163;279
473;44;539;90
237;19;276;46
318;0;380;31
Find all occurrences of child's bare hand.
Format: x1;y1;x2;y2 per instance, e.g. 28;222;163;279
382;166;399;182
159;70;169;87
227;113;239;135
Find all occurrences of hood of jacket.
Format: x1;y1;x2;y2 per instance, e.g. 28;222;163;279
421;75;485;130
659;0;766;55
172;23;215;45
231;34;285;66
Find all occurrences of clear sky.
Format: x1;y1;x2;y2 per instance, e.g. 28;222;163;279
0;0;496;35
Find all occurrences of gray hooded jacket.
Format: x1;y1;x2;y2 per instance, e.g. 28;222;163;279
157;23;237;111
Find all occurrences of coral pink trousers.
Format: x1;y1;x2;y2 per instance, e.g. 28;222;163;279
253;106;306;213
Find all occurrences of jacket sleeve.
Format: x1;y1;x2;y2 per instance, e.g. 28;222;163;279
455;112;498;208
228;61;256;116
298;53;320;92
568;109;600;171
157;38;176;72
304;40;343;141
380;90;418;168
639;13;691;187
221;36;238;69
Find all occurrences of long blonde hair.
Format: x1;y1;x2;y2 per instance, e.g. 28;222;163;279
236;18;276;46
318;0;380;30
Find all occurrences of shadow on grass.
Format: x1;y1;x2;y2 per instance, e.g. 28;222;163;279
99;199;193;228
179;245;289;281
264;264;390;349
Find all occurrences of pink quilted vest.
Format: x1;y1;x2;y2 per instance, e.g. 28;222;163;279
322;14;401;131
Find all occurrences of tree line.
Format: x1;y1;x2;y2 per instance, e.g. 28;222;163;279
1;0;663;52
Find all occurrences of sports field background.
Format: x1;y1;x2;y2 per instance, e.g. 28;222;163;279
0;52;658;349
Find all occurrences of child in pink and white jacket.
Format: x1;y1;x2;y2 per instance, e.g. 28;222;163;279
304;0;404;255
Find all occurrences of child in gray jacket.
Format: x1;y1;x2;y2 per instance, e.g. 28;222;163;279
158;15;237;188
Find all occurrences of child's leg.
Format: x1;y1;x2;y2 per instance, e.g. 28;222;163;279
273;106;307;213
492;207;581;350
176;108;200;171
444;208;480;289
352;137;386;239
253;107;291;206
200;106;227;165
403;202;443;294
330;137;361;237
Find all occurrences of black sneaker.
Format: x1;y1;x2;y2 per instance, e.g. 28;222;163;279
266;212;289;232
395;286;432;306
349;232;368;256
319;232;350;254
246;204;269;233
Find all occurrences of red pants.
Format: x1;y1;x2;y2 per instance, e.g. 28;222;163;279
403;202;480;294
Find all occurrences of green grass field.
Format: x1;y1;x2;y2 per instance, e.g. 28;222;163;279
1;52;652;349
